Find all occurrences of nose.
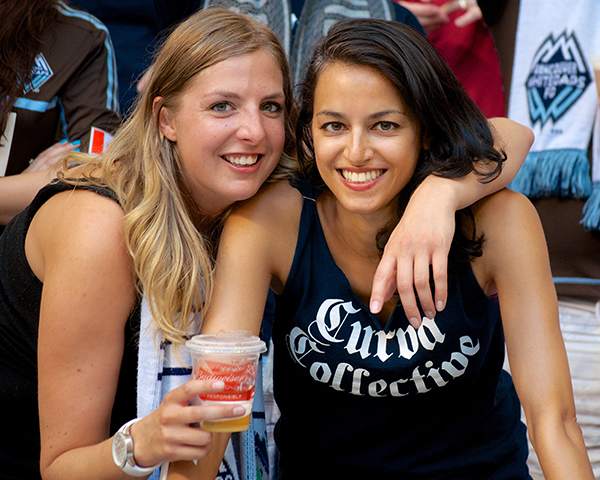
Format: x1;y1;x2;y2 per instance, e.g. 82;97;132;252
236;108;266;144
345;129;373;165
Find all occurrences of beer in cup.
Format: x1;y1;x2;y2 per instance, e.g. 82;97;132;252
185;330;266;432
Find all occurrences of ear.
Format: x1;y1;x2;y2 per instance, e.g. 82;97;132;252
154;96;177;142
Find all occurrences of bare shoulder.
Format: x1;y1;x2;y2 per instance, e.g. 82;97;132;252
225;180;303;244
26;188;131;285
470;188;549;291
471;188;541;238
231;180;302;223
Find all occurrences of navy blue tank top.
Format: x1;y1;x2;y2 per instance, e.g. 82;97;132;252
271;179;530;479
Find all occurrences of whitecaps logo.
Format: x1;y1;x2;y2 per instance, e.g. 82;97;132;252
23;53;53;94
526;31;592;126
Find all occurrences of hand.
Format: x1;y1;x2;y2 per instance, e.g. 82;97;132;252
399;0;449;35
370;176;456;327
136;67;153;93
442;0;483;28
129;380;246;467
23;139;80;173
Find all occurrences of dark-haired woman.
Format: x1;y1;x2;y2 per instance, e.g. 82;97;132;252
0;0;120;228
198;18;592;480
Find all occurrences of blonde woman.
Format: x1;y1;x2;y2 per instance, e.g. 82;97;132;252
0;8;528;480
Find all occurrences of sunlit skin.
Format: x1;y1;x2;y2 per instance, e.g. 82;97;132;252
312;62;422;227
159;49;286;218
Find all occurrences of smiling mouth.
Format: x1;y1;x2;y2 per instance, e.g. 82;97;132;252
340;169;384;183
223;154;261;166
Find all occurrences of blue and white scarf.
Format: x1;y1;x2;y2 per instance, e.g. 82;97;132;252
137;299;269;480
507;0;600;229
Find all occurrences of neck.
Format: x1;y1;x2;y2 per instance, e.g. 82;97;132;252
318;191;396;259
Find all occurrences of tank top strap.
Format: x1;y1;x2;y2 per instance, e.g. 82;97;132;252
288;176;324;203
30;179;120;213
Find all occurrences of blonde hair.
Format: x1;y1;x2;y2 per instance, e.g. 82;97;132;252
59;8;296;345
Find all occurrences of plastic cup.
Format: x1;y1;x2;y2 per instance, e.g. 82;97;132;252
185;330;266;432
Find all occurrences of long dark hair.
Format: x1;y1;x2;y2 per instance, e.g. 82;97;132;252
295;18;506;268
0;0;60;133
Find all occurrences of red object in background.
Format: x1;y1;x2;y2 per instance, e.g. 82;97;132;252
89;126;114;154
400;0;505;118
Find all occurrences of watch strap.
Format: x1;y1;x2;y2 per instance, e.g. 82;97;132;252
112;418;162;477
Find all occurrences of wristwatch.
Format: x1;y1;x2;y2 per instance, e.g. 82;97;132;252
112;418;162;477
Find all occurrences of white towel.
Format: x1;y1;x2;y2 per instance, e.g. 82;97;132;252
137;298;269;480
507;0;600;229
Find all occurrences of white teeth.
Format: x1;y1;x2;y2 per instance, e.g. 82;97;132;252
224;155;259;166
341;169;384;183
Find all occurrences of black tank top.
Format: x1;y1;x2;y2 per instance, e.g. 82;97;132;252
272;179;530;479
0;181;139;479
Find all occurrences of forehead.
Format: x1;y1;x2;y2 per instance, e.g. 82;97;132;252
184;49;285;96
313;62;406;110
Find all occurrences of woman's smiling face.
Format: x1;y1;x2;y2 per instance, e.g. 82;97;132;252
159;49;286;217
311;62;422;218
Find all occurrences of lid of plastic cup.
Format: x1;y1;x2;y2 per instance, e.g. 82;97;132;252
185;330;267;355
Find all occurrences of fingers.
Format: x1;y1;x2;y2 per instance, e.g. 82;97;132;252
132;379;245;466
453;8;482;28
398;1;449;34
25;140;79;173
370;254;398;314
431;248;448;313
396;254;422;328
413;253;435;320
371;233;450;328
442;0;483;27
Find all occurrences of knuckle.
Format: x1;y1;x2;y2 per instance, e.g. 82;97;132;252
413;275;428;289
396;279;412;293
432;269;447;282
162;443;177;458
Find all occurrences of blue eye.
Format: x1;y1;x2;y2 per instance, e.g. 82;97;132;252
212;102;231;112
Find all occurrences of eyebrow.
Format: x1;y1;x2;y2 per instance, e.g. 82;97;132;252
315;109;406;119
208;91;285;101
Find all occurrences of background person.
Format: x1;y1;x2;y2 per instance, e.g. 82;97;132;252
0;0;120;230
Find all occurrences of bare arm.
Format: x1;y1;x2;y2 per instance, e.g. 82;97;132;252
0;140;81;224
169;182;301;479
474;189;593;479
32;190;243;480
370;118;534;326
0;170;54;224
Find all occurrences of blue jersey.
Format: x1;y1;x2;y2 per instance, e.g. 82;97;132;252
271;179;530;479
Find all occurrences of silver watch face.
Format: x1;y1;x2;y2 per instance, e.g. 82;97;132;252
113;431;128;467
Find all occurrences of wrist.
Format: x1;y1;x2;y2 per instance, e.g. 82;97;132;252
415;175;463;211
112;418;162;477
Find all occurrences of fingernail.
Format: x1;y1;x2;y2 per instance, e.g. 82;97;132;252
212;380;225;390
59;138;68;144
409;317;420;327
73;148;81;152
425;311;434;319
233;406;246;416
370;301;381;313
72;140;81;146
437;301;444;311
